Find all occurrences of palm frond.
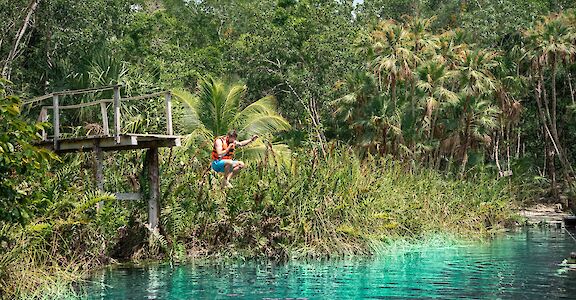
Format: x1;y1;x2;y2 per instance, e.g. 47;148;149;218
237;141;292;164
233;96;291;138
175;77;292;162
172;88;203;132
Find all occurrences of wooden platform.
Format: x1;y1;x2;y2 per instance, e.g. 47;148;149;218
35;134;181;154
26;85;179;229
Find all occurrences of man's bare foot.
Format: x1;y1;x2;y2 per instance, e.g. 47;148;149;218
221;180;233;189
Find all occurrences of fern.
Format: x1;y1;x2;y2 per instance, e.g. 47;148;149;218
167;197;187;236
74;191;115;214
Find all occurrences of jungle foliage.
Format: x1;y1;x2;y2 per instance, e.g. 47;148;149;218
1;0;576;298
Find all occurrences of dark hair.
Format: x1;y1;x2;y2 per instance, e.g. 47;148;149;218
227;129;237;138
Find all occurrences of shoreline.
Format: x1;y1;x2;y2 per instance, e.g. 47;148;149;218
22;221;571;299
515;204;572;227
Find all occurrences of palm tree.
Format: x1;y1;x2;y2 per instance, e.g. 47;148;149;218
371;20;414;109
524;14;576;182
173;76;291;160
416;61;458;138
435;29;468;72
456;49;500;176
405;16;438;117
329;71;387;154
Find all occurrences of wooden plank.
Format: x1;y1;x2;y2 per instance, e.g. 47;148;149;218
37;134;179;144
115;193;142;200
165;91;173;135
39;135;137;152
100;102;110;135
148;147;160;229
128;134;181;138
34;135;180;153
43;99;113;110
23;85;121;105
113;86;121;143
54;84;119;97
52;94;59;150
23;93;53;106
100;91;166;102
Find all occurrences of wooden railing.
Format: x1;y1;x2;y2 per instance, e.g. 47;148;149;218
28;85;173;150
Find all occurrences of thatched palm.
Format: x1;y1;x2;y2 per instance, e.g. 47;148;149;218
416;61;458;140
330;71;387;154
435;30;467;71
524;15;576;177
405;16;438;116
173;77;291;160
371;20;414;108
456;49;500;175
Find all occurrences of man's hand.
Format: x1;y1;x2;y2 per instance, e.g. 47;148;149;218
228;143;235;152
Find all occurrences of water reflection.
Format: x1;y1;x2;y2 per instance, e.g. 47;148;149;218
86;228;576;299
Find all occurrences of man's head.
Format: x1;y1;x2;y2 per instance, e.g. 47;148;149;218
226;129;238;143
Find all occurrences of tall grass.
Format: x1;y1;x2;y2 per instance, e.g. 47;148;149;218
163;147;515;259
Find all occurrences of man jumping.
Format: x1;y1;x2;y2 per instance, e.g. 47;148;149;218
211;129;258;188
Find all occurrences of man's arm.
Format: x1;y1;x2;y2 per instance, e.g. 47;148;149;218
214;139;234;158
235;135;258;147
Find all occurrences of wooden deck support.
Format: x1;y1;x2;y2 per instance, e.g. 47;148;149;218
148;147;160;230
94;144;104;210
113;86;121;144
165;91;173;135
38;107;48;140
100;102;110;135
52;94;59;150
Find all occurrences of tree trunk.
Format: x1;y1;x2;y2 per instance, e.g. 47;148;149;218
286;81;327;159
459;116;471;178
2;0;40;80
547;61;574;178
459;96;471;178
410;75;416;118
551;55;557;133
546;141;559;200
411;42;420;118
382;126;388;155
391;75;397;109
535;70;574;181
568;72;575;106
495;136;503;177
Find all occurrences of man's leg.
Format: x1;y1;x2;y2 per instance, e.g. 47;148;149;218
221;160;235;187
226;161;245;183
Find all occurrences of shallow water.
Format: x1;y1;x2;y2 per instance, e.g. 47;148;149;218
86;229;576;299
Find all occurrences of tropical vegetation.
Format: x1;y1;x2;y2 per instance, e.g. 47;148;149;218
1;0;576;298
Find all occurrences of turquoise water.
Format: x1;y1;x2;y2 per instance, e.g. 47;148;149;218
86;229;576;299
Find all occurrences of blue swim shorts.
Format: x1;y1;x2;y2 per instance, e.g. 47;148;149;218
211;160;238;173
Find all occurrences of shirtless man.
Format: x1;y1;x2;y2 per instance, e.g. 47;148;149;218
210;129;257;188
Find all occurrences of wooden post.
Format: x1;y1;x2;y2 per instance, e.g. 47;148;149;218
52;94;59;150
113;86;121;143
100;102;110;136
95;145;104;210
39;107;48;140
165;91;173;135
148;147;160;229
